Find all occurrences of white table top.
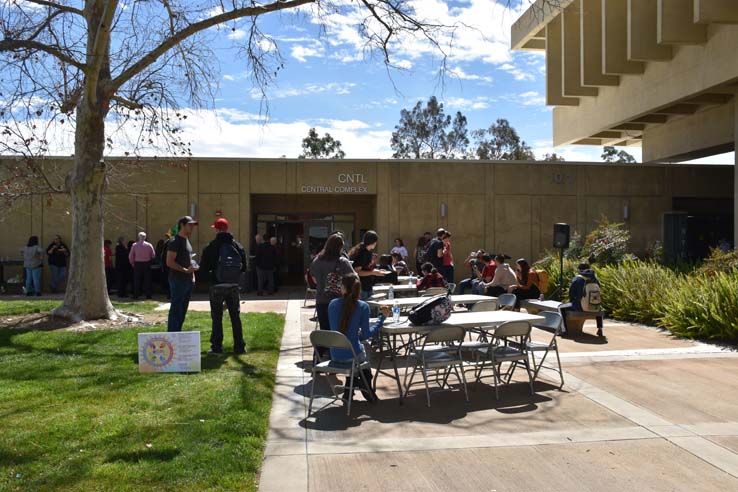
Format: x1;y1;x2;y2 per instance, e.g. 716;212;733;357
380;310;544;335
373;284;418;293
397;276;417;283
370;294;494;308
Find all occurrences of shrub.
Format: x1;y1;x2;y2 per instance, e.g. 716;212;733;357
657;270;738;340
581;217;634;265
597;261;676;325
533;252;579;300
700;248;738;275
564;231;583;260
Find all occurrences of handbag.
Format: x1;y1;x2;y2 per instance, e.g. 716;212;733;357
408;294;452;326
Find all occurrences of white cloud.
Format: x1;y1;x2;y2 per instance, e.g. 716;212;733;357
290;43;324;62
499;63;535;81
448;67;493;83
516;91;545;106
394;59;414;70
444;96;490;111
251;82;356;99
226;28;247;40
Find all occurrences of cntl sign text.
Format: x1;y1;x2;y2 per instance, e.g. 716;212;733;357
301;173;369;194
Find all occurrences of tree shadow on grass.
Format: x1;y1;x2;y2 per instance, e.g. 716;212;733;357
106;448;181;463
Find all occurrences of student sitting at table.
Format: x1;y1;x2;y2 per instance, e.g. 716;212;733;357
391;252;411;276
481;254;516;297
472;254;497;295
508;258;541;309
376;254;399;284
458;249;485;294
328;273;389;402
416;262;448;291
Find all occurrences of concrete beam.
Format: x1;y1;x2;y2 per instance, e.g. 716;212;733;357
512;0;575;50
614;123;647;130
603;0;645;74
694;0;738;24
592;131;624;138
653;103;700;114
631;114;670;124
685;93;734;105
581;0;620;86
627;0;673;61
574;138;603;145
563;3;599;97
657;0;707;45
523;38;546;50
547;15;581;106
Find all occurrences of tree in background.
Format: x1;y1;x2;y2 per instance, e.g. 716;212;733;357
0;0;454;321
541;153;566;162
602;146;637;163
473;118;535;160
299;128;345;159
390;96;469;159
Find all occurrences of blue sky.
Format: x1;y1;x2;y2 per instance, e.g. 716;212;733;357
108;0;732;164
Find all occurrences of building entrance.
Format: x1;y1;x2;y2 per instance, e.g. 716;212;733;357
252;193;376;285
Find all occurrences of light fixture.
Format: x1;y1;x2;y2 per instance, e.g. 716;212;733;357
440;202;448;218
623;203;630;221
190;202;197;218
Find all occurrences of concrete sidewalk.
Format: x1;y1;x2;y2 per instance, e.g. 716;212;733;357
259;300;738;492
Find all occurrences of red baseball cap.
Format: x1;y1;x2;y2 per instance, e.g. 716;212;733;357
212;218;229;230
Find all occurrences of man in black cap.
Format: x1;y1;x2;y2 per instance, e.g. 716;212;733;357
166;216;199;332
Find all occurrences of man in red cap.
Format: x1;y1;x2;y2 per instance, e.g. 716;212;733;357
200;217;247;354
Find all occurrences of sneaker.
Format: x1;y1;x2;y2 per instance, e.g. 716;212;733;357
207;349;224;355
234;348;246;355
597;328;604;337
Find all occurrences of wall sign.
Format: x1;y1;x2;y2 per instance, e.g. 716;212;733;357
301;173;369;194
138;331;201;373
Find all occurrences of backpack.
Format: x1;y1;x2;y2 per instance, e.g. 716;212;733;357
324;261;343;297
532;269;549;293
216;241;243;284
408;294;452;326
578;275;602;312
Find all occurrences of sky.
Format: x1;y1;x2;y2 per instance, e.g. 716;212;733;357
34;0;735;164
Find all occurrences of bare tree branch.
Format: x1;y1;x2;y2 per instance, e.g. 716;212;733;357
0;38;85;69
23;0;84;17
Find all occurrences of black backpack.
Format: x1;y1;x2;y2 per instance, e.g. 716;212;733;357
408;294;452;326
216;242;243;284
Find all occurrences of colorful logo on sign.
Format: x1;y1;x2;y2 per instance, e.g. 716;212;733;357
143;337;175;368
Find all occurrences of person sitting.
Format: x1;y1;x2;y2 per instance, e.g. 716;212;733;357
376;254;399;284
416;262;448;291
481;254;516;297
559;263;604;337
391;252;411;276
472;254;497;295
508;258;541;309
457;250;485;294
328;273;389;402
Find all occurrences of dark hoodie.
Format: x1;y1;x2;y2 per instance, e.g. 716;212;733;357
201;232;247;285
568;269;600;311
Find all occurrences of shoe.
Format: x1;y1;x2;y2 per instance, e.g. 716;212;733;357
207;349;224;355
234;348;246;355
597;329;604;337
26;292;33;297
36;293;42;297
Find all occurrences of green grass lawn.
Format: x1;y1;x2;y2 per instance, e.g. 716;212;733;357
0;301;284;492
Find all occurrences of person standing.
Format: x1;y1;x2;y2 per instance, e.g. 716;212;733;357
166;216;199;332
440;231;454;284
413;235;430;275
426;228;446;273
46;235;69;293
201;218;247;354
390;238;408;261
254;235;276;296
348;230;387;300
104;239;114;292
310;233;356;360
129;232;156;300
21;236;44;296
115;237;132;297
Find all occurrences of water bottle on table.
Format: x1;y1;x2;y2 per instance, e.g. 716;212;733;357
388;285;394;300
392;300;401;324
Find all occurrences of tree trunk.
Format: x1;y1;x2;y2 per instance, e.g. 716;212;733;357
52;99;116;321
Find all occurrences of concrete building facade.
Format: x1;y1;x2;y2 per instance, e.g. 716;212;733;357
512;0;738;244
0;157;731;284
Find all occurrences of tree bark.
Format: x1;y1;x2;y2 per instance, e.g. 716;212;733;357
52;99;116;321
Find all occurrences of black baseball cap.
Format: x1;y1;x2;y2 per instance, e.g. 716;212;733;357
178;216;198;226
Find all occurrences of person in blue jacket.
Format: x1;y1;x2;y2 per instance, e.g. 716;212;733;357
328;273;389;402
559;263;604;336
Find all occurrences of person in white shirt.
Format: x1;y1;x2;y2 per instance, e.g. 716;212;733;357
390;238;408;261
483;254;517;297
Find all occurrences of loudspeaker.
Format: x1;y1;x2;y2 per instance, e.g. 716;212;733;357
553;223;570;249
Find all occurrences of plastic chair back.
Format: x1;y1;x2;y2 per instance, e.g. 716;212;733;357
310;330;353;351
471;300;498;312
425;326;466;344
497;293;517;310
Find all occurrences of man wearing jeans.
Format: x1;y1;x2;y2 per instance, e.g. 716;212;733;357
129;231;156;299
200;218;247;354
166;216;199;332
254;236;276;295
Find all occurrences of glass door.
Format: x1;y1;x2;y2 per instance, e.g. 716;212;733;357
304;221;332;269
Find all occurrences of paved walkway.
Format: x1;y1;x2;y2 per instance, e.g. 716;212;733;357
259;299;738;491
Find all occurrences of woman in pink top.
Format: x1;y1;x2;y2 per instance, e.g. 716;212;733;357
440;231;454;284
129;232;156;299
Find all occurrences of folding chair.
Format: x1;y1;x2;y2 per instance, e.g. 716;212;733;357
473;320;534;400
404;326;469;407
422;287;448;297
527;311;565;388
471;299;498;312
308;330;374;416
304;275;317;307
497;293;517;311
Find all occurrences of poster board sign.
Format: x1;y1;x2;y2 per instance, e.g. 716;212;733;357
138;331;201;373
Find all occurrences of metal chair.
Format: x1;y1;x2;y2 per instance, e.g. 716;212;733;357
497;293;517;311
527;311;565;388
404;326;469;407
473;320;534;400
304;274;317;307
308;330;374;416
422;287;448;297
471;299;498;312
